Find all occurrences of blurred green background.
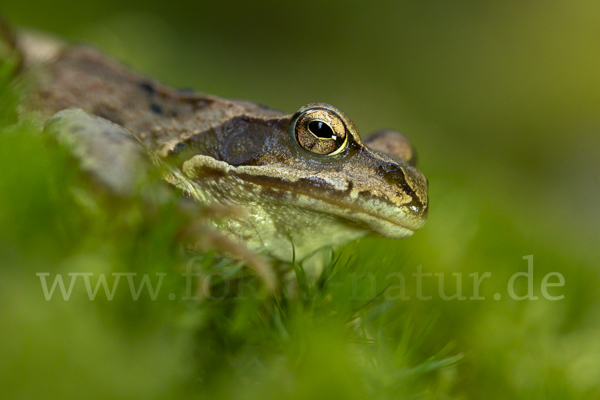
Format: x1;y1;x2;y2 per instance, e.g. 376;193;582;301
1;0;599;399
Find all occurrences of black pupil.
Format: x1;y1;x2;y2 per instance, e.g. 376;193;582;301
308;121;334;139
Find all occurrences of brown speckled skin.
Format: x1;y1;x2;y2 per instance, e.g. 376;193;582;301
17;34;428;262
23;44;283;152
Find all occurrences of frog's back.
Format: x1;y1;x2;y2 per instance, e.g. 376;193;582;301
10;26;284;152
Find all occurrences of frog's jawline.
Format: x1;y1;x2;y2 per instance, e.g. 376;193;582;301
231;170;418;238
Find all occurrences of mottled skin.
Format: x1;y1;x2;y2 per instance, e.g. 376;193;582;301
16;32;428;262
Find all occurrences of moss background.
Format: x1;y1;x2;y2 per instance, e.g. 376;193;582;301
1;1;599;399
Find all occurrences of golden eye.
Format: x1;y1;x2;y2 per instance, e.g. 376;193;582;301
293;108;348;156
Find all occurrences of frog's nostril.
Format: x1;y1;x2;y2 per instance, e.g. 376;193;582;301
381;163;400;173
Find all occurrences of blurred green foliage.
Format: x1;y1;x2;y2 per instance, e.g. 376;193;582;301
1;1;599;399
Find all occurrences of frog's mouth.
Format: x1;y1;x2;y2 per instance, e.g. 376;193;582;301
229;168;428;239
179;154;427;238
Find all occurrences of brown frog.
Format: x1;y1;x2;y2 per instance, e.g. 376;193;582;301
10;28;428;266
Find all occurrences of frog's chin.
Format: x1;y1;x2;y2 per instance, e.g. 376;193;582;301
308;198;418;239
361;218;416;238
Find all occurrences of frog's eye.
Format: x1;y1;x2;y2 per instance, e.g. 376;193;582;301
293;108;348;156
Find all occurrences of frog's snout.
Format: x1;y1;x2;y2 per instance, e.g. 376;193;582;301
376;161;428;227
400;165;429;227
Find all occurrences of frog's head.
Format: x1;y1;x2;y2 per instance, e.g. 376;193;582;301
186;102;428;239
297;103;427;237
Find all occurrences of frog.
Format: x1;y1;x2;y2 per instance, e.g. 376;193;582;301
7;26;428;272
